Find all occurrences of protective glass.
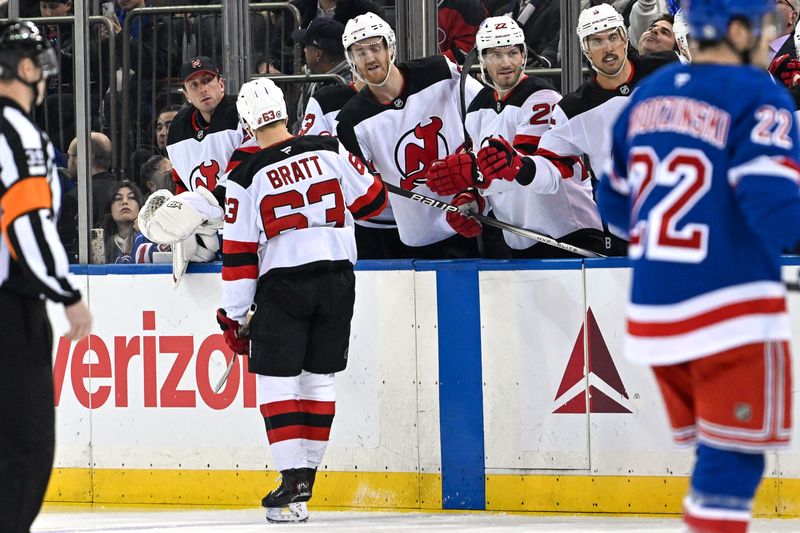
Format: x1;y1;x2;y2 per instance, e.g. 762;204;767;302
761;9;781;41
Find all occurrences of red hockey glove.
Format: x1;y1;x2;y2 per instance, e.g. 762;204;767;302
216;308;250;355
425;152;478;195
476;136;536;186
769;54;800;88
446;189;485;238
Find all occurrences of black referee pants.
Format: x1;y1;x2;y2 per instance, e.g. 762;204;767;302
0;292;55;533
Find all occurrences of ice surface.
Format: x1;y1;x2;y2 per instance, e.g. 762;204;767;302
32;507;800;532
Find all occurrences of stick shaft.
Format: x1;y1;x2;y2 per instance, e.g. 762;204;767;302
214;304;257;393
384;182;605;258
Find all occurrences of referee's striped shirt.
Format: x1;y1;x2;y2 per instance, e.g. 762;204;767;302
0;97;80;305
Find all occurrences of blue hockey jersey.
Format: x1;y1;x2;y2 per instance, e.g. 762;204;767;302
598;62;800;365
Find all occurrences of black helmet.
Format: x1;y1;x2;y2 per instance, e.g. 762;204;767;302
0;20;58;80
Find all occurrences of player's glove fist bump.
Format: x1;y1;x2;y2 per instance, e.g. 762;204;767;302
425;152;477;195
476;136;535;185
216;308;250;355
446;189;484;238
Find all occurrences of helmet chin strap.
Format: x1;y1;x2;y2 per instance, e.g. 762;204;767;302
3;65;44;110
364;61;395;88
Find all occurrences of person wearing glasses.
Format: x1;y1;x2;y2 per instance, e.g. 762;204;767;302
65;132;116;229
767;0;800;92
769;0;799;61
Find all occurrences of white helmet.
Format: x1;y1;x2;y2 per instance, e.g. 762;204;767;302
576;3;627;52
342;12;395;85
236;77;287;133
673;9;691;62
476;16;526;86
476;16;525;54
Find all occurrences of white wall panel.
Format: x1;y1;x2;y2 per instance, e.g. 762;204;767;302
480;269;589;471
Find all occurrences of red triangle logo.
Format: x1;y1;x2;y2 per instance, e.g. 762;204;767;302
553;308;631;414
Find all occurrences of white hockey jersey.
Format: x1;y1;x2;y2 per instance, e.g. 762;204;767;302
298;83;358;136
298;83;397;229
221;135;387;321
466;76;602;249
533;52;677;193
166;95;255;194
337;55;483;247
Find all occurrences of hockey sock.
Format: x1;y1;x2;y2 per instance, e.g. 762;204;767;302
257;372;335;472
298;371;336;469
683;444;765;533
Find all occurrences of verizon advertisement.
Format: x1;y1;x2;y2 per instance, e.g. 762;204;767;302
49;271;425;473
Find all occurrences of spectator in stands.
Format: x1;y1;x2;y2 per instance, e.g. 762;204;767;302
581;1;672;48
38;0;109;152
267;0;386;74
128;104;182;188
40;0;71;16
154;105;181;157
482;0;510;16
111;0;181;83
106;0;183;156
507;0;561;67
100;180;144;264
140;155;174;196
636;14;676;54
65;132;118;229
437;0;486;64
291;18;349;128
768;0;798;63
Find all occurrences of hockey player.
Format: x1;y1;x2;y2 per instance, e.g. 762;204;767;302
673;9;692;63
217;77;387;523
137;57;256;279
465;3;675;253
167;56;249;196
299;78;409;259
597;1;799;531
336;12;485;258
0;21;92;531
425;16;608;258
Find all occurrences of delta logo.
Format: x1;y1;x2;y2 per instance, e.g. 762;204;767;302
552;308;632;414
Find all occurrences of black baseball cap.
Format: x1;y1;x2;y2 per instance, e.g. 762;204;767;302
291;18;345;56
180;56;220;83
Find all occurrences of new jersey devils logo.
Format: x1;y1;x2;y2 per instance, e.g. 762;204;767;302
394;117;448;191
190;160;220;191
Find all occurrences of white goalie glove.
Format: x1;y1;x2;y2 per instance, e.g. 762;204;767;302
138;188;224;245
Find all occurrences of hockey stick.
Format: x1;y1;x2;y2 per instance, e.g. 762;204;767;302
214;303;257;393
459;47;480;151
384;182;605;258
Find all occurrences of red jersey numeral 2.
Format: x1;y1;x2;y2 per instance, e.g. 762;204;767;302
529;103;553;125
259;178;344;239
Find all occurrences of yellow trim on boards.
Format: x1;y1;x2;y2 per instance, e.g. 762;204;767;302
485;475;800;517
45;469;442;510
46;469;800;517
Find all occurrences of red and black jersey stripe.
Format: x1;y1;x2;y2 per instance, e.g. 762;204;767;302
221;239;258;281
348;177;387;220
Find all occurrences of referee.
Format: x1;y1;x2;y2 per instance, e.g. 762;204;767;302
0;21;92;532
